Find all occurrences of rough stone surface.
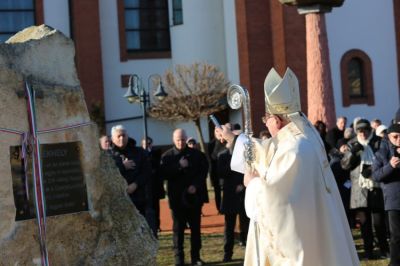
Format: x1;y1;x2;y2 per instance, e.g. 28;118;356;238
305;13;336;128
0;25;157;265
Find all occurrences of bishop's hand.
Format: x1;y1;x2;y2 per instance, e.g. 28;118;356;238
244;168;260;187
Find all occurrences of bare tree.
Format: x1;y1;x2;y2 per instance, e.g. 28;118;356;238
148;62;229;153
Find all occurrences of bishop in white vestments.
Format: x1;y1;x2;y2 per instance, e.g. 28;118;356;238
219;68;359;266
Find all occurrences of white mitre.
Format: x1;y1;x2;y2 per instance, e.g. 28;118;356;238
231;67;302;174
264;67;301;115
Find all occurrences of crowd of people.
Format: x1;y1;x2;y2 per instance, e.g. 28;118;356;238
314;112;400;264
99;124;249;266
99;105;400;265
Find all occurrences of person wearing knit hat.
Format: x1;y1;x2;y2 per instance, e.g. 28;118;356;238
373;122;400;265
355;118;371;131
376;125;388;138
186;137;198;149
217;67;359;266
388;123;400;134
342;118;390;259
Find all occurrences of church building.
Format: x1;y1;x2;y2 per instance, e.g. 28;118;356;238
1;0;399;145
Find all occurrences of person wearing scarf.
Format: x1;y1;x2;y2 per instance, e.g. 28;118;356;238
341;119;389;260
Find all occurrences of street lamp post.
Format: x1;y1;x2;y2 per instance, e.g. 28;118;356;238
123;74;167;149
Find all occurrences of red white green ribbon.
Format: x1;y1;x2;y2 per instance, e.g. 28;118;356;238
25;81;50;266
38;122;93;134
0;82;93;266
25;82;93;266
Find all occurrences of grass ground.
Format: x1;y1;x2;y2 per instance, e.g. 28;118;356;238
157;232;245;266
157;229;389;266
158;190;389;265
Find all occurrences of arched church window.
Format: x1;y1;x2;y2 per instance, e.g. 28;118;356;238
340;49;374;106
347;58;364;97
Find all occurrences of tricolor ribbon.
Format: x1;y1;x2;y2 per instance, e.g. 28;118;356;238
1;82;94;266
21;132;30;199
25;81;50;266
38;122;93;134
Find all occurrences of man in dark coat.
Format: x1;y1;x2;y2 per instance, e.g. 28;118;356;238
217;145;249;262
186;137;209;205
208;132;225;212
160;129;208;266
110;125;150;216
326;116;347;150
373;123;400;265
141;136;165;238
329;138;352;227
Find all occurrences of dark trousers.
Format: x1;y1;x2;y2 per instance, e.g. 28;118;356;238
171;207;202;264
132;200;158;239
388;210;400;266
372;209;389;253
339;187;353;227
223;208;249;258
154;197;161;230
145;207;157;238
147;196;161;238
131;198;158;238
357;208;389;255
133;201;146;216
213;183;222;212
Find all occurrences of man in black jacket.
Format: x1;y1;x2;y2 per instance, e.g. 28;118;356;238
373;123;400;265
160;129;208;266
218;145;249;262
110;125;150;216
141;136;165;238
326;116;347;150
208;131;225;213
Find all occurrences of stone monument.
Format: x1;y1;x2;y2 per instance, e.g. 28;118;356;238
0;25;157;265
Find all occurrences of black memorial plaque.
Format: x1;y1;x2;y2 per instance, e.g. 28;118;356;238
11;141;88;221
10;146;35;221
41;141;88;216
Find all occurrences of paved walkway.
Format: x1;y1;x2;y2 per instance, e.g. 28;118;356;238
159;199;225;234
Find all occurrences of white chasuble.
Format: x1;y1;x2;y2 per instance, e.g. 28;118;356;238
232;114;359;266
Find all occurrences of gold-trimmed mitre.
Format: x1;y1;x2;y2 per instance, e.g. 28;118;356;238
264;67;301;115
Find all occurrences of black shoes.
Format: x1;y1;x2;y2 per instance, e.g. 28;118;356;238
365;251;377;260
175;255;184;266
222;256;232;262
379;251;390;259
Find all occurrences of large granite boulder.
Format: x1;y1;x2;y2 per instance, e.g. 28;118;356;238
0;25;157;265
